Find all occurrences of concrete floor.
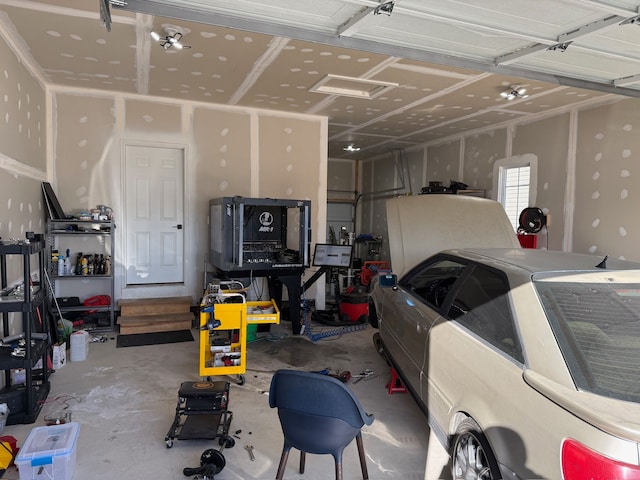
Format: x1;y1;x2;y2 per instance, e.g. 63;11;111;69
2;318;451;479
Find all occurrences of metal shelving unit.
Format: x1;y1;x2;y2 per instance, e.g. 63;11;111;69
46;219;115;331
0;234;51;424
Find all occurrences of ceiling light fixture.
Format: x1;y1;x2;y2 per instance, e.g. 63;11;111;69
374;1;395;16
343;145;361;152
500;85;529;101
151;28;191;50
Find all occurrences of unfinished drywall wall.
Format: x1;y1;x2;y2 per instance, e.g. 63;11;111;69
51;90;327;304
0;35;47;339
426;140;461;186
327;158;355;201
405;149;425;195
52;94;117;212
463;129;507;196
360;97;640;263
0;36;46;170
574;99;640;261
512;115;570;251
192;106;252;269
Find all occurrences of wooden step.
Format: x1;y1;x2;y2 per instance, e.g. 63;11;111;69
118;296;192;316
118;312;194;335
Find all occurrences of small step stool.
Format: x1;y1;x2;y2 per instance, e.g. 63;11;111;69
386;367;407;394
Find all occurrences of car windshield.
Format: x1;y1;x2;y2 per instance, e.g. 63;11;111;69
535;281;640;403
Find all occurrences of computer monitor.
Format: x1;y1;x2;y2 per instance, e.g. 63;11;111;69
312;244;353;268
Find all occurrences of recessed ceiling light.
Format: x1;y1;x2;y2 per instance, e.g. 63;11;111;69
343;145;361;152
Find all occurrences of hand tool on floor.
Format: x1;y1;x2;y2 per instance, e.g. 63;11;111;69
245;445;255;461
353;369;376;383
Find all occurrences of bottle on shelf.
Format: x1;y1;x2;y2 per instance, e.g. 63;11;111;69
75;252;83;275
81;255;88;276
58;252;65;276
51;250;59;275
64;249;71;275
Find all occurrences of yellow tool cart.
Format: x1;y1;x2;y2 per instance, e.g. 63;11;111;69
200;292;247;385
199;286;280;385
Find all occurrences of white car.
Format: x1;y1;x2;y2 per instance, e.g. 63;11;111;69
369;195;640;479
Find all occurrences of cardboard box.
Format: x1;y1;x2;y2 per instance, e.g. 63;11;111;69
16;422;80;480
52;342;66;369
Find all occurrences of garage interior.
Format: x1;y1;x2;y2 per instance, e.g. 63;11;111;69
2;0;640;479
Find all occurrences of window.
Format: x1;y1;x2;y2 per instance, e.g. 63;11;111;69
503;166;530;231
493;154;538;232
448;266;523;363
401;258;467;309
536;280;640;403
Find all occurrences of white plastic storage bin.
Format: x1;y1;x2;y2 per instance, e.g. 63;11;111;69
16;422;80;480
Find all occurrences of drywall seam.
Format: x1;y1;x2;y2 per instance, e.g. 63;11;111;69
505;124;513;158
458;137;465;182
250;111;259;196
563;110;578;252
422;146;428;187
0;152;46;180
228;36;290;105
46;87;55;182
0;10;47;88
135;13;154;95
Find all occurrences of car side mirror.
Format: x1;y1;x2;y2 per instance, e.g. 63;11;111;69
379;273;397;288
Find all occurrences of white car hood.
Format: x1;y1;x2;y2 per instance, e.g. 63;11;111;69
386;195;521;278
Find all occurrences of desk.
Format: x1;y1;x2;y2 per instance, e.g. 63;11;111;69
212;268;304;335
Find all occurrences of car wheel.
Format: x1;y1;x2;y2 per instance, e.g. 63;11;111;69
372;332;390;366
451;418;500;480
368;299;379;328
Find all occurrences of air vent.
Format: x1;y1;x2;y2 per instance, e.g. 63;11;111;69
309;74;398;99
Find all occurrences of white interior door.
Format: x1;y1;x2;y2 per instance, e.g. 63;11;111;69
124;145;184;285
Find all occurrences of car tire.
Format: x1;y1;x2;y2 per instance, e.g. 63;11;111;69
451;418;501;480
368;298;379;328
372;332;391;366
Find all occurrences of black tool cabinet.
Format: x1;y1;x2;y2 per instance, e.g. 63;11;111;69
0;234;51;424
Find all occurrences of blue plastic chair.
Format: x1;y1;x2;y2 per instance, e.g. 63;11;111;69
269;369;375;480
